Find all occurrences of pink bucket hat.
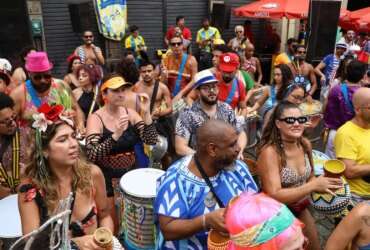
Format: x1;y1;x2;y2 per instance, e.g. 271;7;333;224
25;52;53;73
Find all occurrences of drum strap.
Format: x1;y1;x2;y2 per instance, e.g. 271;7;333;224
173;53;188;96
194;154;225;208
150;80;160;114
0;130;20;191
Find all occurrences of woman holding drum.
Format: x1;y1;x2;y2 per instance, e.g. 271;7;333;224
257;101;343;250
85;74;157;232
17;103;116;249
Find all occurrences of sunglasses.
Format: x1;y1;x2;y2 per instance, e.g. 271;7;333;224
278;116;308;124
297;51;306;54
32;73;52;81
84;35;93;38
199;84;218;92
171;42;182;47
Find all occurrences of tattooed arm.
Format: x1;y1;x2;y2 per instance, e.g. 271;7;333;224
325;202;370;250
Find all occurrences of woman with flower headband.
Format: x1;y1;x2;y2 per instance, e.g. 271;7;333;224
85;74;157;232
17;103;117;249
73;64;101;122
64;55;82;90
222;192;307;250
257;101;343;250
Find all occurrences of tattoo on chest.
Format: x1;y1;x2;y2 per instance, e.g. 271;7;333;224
362;216;370;227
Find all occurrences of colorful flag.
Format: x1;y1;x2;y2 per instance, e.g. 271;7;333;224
93;0;127;41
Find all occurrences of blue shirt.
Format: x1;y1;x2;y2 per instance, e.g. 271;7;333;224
154;155;258;250
322;54;340;86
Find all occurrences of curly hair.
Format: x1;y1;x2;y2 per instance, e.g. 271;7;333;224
25;122;92;213
76;64;101;86
257;101;310;169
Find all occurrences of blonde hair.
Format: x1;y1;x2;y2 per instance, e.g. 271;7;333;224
235;25;244;33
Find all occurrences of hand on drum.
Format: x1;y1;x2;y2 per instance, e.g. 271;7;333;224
112;113;129;140
306;95;313;104
205;208;228;234
312;175;344;195
74;235;105;250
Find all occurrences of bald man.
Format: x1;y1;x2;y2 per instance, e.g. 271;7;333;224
154;120;258;249
334;87;370;204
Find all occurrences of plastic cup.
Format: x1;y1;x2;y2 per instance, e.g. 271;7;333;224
324;159;346;178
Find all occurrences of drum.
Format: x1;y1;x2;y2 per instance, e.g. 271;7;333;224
0;194;21;249
151;135;168;162
244;112;259;149
312;150;331;176
119;168;165;250
310;177;352;217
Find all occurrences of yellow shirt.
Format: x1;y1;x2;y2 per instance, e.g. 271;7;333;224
196;27;221;52
124;35;145;52
334;121;370;197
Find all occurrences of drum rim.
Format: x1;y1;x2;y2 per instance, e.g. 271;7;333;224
120;168;165;198
0;194;22;238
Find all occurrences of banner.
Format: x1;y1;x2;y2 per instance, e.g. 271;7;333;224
93;0;127;41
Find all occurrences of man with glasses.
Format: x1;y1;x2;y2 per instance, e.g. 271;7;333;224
0;93;30;199
10;52;85;133
274;38;298;66
161;35;197;98
335;87;370;204
74;30;105;65
175;69;247;158
288;45;317;102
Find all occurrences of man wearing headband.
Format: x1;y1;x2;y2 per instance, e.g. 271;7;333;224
335;87;370;204
10;52;85;133
175;69;247;158
0;93;30;199
315;42;347;101
155;120;257;250
288;45;317;102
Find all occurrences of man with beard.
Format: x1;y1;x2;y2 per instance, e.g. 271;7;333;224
335;87;370;204
215;52;248;115
134;61;174;167
74;30;105;65
288;45;317;102
155;119;258;250
10;52;85;132
0;93;30;199
175;70;247;157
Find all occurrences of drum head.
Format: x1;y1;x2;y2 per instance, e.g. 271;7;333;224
299;100;322;116
120;168;165;198
0;194;22;238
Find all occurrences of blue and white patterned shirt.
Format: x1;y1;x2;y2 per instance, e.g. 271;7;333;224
154;155;258;250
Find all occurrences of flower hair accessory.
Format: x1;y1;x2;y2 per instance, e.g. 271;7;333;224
32;103;74;131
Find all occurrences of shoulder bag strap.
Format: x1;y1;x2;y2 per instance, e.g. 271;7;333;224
172;53;188;96
225;78;238;105
340;83;355;113
150;80;160;114
194;155;225;208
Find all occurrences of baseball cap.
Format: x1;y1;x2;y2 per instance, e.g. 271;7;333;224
0;58;12;73
101;76;132;92
193;69;218;89
335;43;347;50
219;52;240;72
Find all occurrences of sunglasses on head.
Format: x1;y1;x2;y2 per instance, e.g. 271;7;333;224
171;42;182;47
32;73;52;81
278;116;308;124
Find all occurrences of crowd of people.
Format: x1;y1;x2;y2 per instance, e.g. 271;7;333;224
0;14;369;250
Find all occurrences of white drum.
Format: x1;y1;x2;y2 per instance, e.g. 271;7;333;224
0;194;22;238
312;150;331;176
119;168;165;249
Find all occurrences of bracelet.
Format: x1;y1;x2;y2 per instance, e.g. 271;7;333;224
202;214;207;230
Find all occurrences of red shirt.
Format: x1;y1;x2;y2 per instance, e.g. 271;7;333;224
166;26;192;40
217;76;246;109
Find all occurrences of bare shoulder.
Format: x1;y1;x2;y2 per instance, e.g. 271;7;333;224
259;144;278;158
10;83;24;100
159;81;170;92
90;164;104;180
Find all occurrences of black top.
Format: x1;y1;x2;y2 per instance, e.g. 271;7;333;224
77;91;99;120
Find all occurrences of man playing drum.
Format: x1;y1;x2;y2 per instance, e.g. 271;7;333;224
334;87;370;204
175;70;247;159
0;93;30;199
154;120;258;249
